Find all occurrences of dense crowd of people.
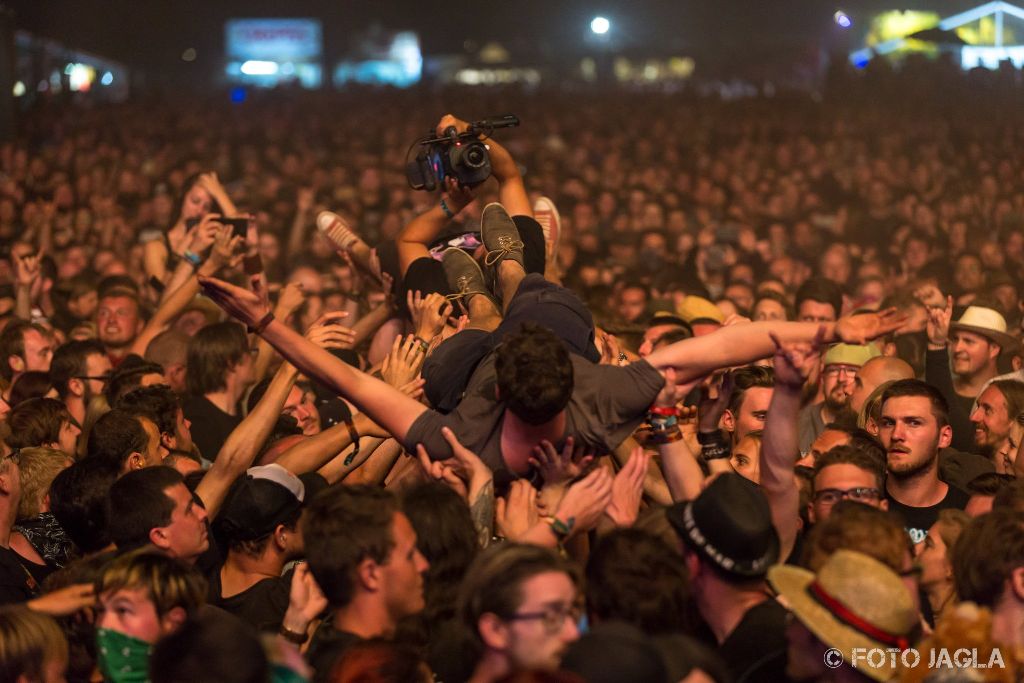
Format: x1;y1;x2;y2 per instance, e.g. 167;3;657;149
0;62;1023;683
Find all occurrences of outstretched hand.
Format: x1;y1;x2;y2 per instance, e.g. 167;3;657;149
198;274;271;328
835;308;907;345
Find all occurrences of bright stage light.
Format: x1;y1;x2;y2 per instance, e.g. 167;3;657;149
834;11;852;29
591;17;610;35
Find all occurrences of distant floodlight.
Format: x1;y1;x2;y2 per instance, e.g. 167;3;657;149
834;11;852;28
240;60;279;76
100;72;113;86
591;16;610;35
12;81;24;97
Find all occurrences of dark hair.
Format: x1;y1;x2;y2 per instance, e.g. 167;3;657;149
106;466;182;550
150;611;267;683
49;339;106;399
304;485;399;608
754;290;793;319
104;355;164;405
880;378;950;427
495;323;574;425
795;278;843;319
992;478;1024;514
49;458;119;554
186;322;249;396
458;544;576;653
0;320;47;381
400;483;479;632
952;510;1024;608
820;423;887;463
9;372;55;407
813;444;886;491
168;173;223;230
6;398;72;450
585;528;694;635
727;365;775;416
86;409;149;472
966;472;1016;496
115;385;181;438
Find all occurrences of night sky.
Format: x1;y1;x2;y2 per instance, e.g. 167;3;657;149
5;0;996;81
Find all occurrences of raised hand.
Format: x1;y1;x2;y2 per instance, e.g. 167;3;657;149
198;274;271;328
305;311;355;349
416;444;469;499
496;480;540;541
187;214;222;254
605;447;651;527
528;436;595;488
770;326;826;388
208;224;245;270
552;466;614;535
443;176;476;212
835;308;908;345
282;563;328;633
13;250;41;289
275;282;307;319
698;370;735;433
381;334;425;389
923;295;953;349
408;290;452;341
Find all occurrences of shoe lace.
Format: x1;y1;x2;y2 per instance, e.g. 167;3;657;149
484;236;525;267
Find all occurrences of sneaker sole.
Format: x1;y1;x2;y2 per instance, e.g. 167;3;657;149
533;196;561;259
316;210;357;251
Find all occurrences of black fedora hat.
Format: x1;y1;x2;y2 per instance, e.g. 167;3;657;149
666;473;779;578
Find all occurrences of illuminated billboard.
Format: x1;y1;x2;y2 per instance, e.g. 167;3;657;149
225;19;323;88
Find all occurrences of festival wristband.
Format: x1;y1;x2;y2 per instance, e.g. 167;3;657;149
548;516;575;543
183;250;203;267
413;336;431;354
440;198;454;218
648;406;679;417
278;625;308;645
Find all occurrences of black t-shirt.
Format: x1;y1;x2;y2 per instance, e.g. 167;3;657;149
0;546;40;606
181;394;242;461
718;598;788;683
886;485;970;546
307;621;362;683
207;568;292;634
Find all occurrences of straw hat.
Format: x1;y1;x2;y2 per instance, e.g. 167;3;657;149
676;295;725;325
949;306;1019;351
822;342;882;368
768;550;917;682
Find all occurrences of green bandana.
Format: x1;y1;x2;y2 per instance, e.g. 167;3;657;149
96;627;152;683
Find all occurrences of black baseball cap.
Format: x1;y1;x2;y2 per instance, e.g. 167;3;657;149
213;464;306;542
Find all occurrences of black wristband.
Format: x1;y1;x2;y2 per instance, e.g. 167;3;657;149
702;443;732;461
697;430;726;446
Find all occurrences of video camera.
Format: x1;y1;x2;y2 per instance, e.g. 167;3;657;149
405;115;520;191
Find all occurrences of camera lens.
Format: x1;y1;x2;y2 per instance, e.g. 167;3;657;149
463;144;487;168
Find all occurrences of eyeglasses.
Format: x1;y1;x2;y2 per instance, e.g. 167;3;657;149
507;603;581;635
822;366;858;379
813;487;882;506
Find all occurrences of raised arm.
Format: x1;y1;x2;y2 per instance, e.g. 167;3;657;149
645;310;905;383
196;361;299;518
129;223;239;357
761;330;825;563
396;179;475;276
198;275;428;443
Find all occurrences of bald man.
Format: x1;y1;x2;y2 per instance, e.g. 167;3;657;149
845;355;914;416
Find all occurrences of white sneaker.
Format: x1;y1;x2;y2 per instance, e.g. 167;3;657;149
533;196;561;262
316;211;359;252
